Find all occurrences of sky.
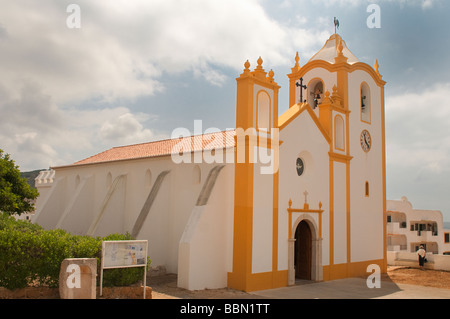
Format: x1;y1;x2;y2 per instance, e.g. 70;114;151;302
0;0;449;220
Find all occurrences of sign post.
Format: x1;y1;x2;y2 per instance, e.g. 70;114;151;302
100;240;148;299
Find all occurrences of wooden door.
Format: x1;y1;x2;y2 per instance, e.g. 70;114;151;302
295;221;312;280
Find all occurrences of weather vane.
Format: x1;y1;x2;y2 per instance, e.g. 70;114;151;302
334;17;340;34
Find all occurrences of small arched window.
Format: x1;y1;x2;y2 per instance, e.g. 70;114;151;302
334;115;345;151
257;90;270;133
308;79;324;109
361;82;371;123
365;181;370;197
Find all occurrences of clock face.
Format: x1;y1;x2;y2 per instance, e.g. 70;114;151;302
296;158;304;176
360;130;372;152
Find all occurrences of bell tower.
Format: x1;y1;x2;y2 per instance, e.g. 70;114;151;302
228;57;286;291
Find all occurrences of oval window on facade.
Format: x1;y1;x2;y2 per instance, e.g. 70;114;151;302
296;158;305;176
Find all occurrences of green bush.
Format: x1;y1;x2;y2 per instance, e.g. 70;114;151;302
0;213;151;290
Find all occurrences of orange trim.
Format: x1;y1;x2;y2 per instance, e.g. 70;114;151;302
289;60;386;88
323;259;385;281
272;169;279;279
287;201;324;239
329;158;334;266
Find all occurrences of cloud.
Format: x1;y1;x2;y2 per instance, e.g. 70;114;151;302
385;82;450;218
99;112;155;146
0;78;161;170
0;0;334;171
315;0;440;9
0;0;330;103
386;82;450;175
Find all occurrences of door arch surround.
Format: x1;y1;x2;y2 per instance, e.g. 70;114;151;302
288;214;322;285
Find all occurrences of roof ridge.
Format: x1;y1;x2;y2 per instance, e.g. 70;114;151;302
110;129;236;150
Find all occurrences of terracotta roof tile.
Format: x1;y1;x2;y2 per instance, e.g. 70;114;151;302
71;130;236;166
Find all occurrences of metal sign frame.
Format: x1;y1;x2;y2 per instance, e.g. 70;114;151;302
100;240;148;299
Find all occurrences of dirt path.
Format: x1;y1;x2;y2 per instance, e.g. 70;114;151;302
383;266;450;289
149;266;450;299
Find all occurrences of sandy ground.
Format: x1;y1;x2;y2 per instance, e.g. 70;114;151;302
148;266;450;299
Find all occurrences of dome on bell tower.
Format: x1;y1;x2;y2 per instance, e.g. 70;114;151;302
309;34;359;64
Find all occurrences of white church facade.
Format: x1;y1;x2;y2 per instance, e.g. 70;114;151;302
33;34;387;292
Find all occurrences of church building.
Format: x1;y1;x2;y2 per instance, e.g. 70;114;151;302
33;33;387;292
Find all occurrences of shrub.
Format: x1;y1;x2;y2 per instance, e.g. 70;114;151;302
0;213;150;290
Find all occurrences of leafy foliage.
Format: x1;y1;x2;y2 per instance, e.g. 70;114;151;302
0;213;150;290
0;149;39;215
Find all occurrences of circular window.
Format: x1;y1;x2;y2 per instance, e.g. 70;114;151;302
296;158;305;176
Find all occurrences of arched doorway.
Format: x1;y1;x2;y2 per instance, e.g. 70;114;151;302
294;220;312;280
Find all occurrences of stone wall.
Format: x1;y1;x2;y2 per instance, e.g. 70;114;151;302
387;251;450;271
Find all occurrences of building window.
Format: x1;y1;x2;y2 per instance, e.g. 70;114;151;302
361;82;371;123
445;233;450;243
257;90;270;133
334;115;345;151
308;78;324;109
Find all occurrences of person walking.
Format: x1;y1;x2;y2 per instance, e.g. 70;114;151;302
417;245;426;270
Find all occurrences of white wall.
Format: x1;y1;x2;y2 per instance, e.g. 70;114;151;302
278;107;330;270
177;163;234;290
333;161;347;264
34;152;234;282
387;198;449;255
348;70;385;262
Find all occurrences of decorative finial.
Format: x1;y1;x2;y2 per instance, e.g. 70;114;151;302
331;85;343;107
291;52;301;73
254;56;266;78
322;90;332;105
374;59;380;75
268;69;274;81
244;60;250;71
337;40;344;55
257;56;263;69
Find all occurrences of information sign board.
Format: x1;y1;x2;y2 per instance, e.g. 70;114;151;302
100;240;148;298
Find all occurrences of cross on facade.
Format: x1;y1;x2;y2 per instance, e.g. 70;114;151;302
296;77;307;103
303;190;308;204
